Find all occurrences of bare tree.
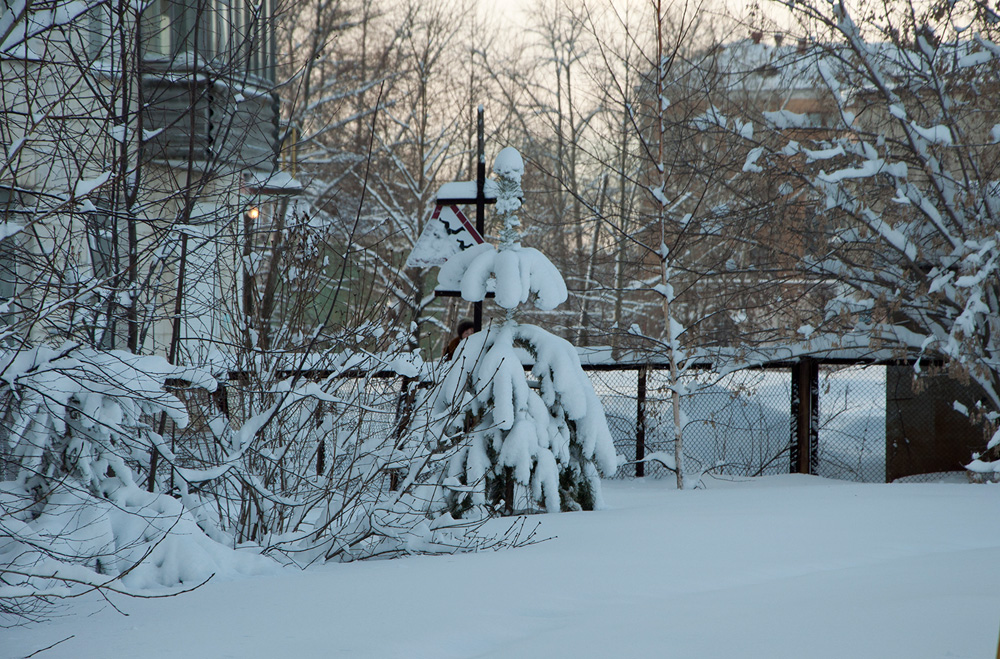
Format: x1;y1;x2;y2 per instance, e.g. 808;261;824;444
731;0;1000;468
0;0;303;620
354;0;482;352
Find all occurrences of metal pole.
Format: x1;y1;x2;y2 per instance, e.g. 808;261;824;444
474;105;485;333
808;359;819;475
790;363;800;474
791;358;818;475
798;360;811;474
636;365;647;477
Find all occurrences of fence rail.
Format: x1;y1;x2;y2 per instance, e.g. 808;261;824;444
179;356;983;486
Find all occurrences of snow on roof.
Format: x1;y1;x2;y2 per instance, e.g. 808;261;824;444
710;37;992;95
709;39;828;92
243;170;304;195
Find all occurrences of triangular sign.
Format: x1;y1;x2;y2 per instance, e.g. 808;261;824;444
405;204;484;269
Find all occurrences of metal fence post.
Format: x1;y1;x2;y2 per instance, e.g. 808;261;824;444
809;360;819;474
317;404;328;477
789;364;799;473
636;365;647;477
473;106;485;333
790;358;819;475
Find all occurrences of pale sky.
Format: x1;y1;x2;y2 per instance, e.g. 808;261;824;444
477;0;792;45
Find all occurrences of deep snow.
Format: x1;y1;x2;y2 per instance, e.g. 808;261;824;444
5;474;999;659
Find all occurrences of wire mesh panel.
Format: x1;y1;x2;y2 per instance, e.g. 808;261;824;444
816;365;886;483
587;369;647;478
166;383;229;474
165;374;405;489
656;368;792;478
589;367;793;479
680;368;792;477
326;375;402;437
317;374;402;482
165;361;974;488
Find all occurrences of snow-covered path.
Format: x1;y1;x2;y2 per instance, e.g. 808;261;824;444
6;475;999;658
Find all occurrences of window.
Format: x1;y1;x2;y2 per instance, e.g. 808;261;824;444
168;0;196;57
249;0;274;80
214;0;231;59
83;203;119;349
85;206;116;280
0;188;21;328
85;1;114;61
167;0;222;61
141;0;275;80
141;0;173;58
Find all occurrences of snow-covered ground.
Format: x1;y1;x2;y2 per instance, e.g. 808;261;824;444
6;474;999;659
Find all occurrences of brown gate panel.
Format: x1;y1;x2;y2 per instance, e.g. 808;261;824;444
886;365;989;482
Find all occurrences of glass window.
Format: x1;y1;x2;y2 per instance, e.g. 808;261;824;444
0;188;20;327
86;206;116;280
168;0;217;60
86;1;112;60
142;0;173;58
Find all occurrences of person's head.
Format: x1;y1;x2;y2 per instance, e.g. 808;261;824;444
456;319;475;340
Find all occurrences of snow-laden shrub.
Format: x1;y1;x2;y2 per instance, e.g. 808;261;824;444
0;344;274;623
180;329;523;566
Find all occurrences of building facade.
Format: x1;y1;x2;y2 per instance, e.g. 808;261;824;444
0;0;295;364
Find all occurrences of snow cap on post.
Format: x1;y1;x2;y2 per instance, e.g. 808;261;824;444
493;147;524;219
493;146;524;181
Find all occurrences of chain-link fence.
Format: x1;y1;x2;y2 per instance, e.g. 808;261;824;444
816;365;886;483
592;364;890;483
163;360;987;487
159;382;224;483
163;374;405;485
591;367;794;479
591;361;993;484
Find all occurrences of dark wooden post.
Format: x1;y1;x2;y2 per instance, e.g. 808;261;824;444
790;358;819;475
389;377;416;491
315;400;326;477
789;363;800;473
809;359;819;474
150;230;188;492
636;365;647;477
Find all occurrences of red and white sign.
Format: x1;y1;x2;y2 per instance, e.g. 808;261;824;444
405;204;485;269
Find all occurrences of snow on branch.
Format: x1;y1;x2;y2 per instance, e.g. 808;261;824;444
437;243;567;310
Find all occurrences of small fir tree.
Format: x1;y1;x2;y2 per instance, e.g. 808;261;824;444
431;147;618;515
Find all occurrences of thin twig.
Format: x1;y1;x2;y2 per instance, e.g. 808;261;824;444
23;635;75;658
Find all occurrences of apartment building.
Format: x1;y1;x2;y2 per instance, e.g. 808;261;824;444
0;0;297;362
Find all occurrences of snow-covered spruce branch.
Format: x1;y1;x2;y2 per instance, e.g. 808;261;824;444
0;345;272;624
